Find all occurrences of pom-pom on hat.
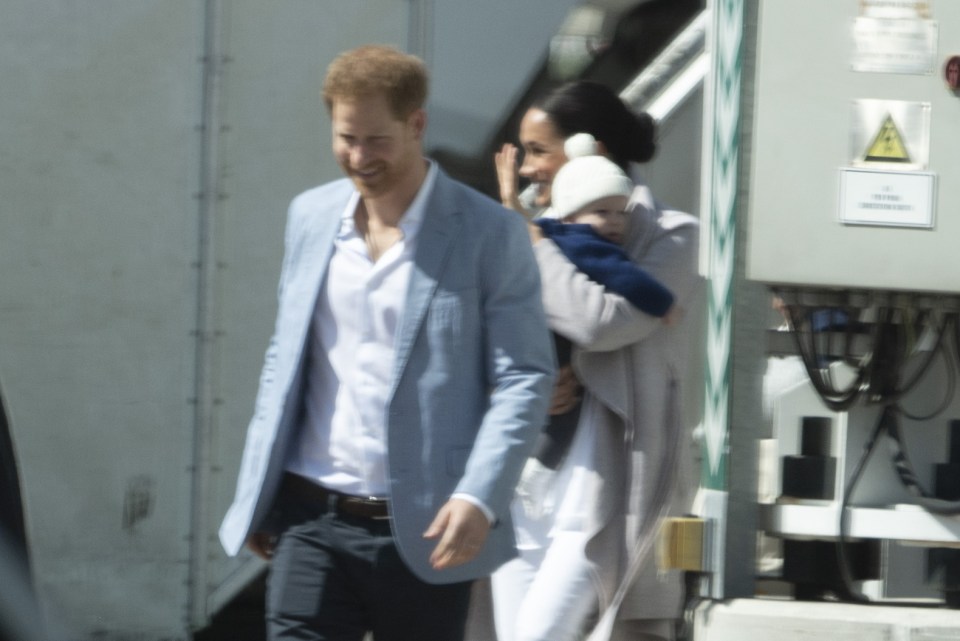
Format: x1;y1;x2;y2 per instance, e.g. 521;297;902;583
547;133;634;220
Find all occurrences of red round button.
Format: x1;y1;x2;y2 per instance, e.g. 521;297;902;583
946;56;960;90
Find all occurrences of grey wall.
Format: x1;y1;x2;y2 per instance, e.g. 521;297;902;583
0;2;204;637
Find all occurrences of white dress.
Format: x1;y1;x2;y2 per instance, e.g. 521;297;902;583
492;397;604;641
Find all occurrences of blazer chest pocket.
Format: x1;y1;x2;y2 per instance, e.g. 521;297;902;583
426;288;478;346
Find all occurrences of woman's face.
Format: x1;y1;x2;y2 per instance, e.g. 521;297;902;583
518;108;567;208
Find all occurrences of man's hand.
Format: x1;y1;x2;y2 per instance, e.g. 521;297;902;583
423;498;491;570
246;532;276;561
550;365;582;415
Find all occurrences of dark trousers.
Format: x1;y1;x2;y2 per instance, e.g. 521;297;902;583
265;483;472;641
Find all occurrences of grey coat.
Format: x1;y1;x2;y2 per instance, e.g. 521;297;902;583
533;182;702;630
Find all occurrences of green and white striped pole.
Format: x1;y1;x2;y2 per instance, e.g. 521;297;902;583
700;0;744;598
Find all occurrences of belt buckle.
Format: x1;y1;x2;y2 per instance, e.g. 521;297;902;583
362;496;390;520
338;495;390;520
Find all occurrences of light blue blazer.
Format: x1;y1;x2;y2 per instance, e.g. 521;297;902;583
219;168;555;584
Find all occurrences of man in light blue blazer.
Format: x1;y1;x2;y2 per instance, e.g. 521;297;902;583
218;45;555;641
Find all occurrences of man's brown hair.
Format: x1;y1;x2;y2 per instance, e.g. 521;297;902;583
322;45;428;119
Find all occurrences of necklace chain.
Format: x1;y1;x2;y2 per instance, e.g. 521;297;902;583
356;204;397;262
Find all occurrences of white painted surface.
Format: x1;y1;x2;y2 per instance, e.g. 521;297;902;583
746;0;960;293
695;598;960;641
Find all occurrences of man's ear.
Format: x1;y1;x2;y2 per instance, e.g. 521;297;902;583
409;108;427;140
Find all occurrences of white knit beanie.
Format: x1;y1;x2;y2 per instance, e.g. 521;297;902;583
547;133;633;220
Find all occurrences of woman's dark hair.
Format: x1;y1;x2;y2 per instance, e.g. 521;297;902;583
535;81;656;169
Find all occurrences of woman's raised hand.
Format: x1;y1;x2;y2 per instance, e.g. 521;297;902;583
495;143;532;219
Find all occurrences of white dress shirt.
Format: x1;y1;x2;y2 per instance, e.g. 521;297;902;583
286;163;437;498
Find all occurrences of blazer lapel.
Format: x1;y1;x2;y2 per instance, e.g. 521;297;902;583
391;176;461;385
286;200;344;353
303;216;340;292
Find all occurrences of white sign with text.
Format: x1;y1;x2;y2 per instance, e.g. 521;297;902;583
838;168;936;228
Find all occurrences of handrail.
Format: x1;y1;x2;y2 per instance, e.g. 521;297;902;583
621;9;708;119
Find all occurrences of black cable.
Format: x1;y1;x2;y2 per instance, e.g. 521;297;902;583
834;307;906;603
836;311;960;605
836;404;893;603
886;409;960;515
784;301;954;413
779;299;960;600
839;302;865;368
787;304;865;412
899;344;956;421
865;307;904;403
877;311;960;510
879;309;951;404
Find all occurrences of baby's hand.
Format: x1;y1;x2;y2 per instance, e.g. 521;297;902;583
527;222;544;244
662;304;683;326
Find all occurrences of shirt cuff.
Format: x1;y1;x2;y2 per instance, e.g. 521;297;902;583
450;493;496;525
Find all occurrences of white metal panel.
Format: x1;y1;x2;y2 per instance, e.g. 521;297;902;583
746;0;960;293
0;1;204;638
641;83;704;218
694;599;960;641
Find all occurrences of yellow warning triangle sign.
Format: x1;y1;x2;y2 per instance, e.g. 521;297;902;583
864;114;911;163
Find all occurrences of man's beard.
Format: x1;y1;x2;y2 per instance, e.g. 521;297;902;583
346;162;396;199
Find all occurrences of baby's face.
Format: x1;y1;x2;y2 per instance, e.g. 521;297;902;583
567;195;630;244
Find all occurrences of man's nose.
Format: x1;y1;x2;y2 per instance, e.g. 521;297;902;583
351;144;369;166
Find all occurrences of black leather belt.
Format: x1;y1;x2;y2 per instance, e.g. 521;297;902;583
282;473;390;520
